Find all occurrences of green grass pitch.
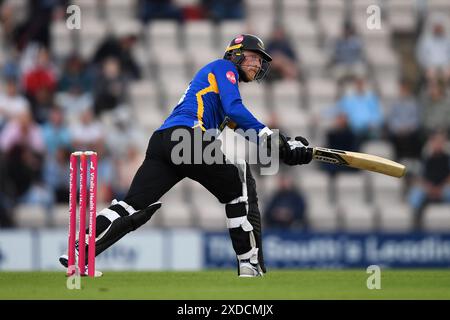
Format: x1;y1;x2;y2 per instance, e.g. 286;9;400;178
1;269;449;300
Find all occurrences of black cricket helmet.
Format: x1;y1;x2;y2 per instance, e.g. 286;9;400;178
223;34;272;82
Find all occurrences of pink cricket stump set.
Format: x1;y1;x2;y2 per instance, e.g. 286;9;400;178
68;151;98;277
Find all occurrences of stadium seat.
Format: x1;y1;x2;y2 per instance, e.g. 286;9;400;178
159;181;193;228
340;202;376;232
307;198;339;232
147;20;180;50
272;80;303;110
218;21;249;49
335;173;368;204
240;84;268;113
187;180;226;230
78;19;109;59
186;47;220;77
296;45;328;78
361;141;395;160
162;80;190;113
74;0;101;20
377;203;413;232
386;0;418;32
105;0;134;21
50;21;75;59
14;204;48;228
184;21;214;52
422;204;450;232
427;0;450;17
281;0;311;21
152;49;188;86
246;0;276;39
319;14;345;44
283;18;318;49
130;80;161;111
365;45;399;70
306;77;338;110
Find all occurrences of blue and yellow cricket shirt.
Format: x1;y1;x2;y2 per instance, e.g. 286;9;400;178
157;59;266;133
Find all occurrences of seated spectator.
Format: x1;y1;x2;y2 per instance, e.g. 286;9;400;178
420;81;450;136
41;106;72;157
322;112;358;173
386;80;423;160
58;53;93;93
92;33;141;81
43;147;70;203
69;107;104;152
416;16;450;85
408;131;450;230
201;0;244;22
264;173;307;230
265;26;301;82
328;21;366;82
137;0;183;24
93;57;128;116
23;46;57;100
0;110;53;218
0;77;30;130
337;77;383;148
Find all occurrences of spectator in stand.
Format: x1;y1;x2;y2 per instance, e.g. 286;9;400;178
321;111;358;202
41;106;71;157
43;146;70;204
137;0;183;24
69;107;104;152
0;77;30;131
201;0;245;22
408;131;450;230
23;46;57;121
337;77;383;148
329;21;366;82
92;33;141;81
0;110;53;222
55;55;93;123
13;0;67;51
416;16;450;85
420;81;450;136
93;57;128;116
264;173;307;230
265;25;301;82
386;80;423;160
58;53;93;94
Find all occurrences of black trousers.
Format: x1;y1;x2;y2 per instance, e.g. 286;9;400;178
124;126;245;208
115;126;265;271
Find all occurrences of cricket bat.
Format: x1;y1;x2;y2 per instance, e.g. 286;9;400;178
312;147;406;178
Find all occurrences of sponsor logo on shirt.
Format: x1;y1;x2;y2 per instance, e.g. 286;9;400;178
226;71;236;84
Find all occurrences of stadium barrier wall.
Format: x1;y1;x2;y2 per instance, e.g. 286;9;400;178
1;230;450;270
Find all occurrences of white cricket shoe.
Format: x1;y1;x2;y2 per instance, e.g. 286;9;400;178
59;254;103;277
238;259;263;277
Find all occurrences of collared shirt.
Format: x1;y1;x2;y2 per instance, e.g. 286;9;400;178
158;59;265;133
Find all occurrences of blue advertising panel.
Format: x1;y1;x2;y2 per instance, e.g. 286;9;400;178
203;231;450;268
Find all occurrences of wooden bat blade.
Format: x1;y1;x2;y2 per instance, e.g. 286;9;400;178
312;147;406;178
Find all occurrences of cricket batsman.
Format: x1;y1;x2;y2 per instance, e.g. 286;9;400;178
60;34;313;277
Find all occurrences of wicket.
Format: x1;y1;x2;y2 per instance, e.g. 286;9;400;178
68;151;98;277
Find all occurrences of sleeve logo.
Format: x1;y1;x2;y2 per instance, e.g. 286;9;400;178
226;71;236;84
